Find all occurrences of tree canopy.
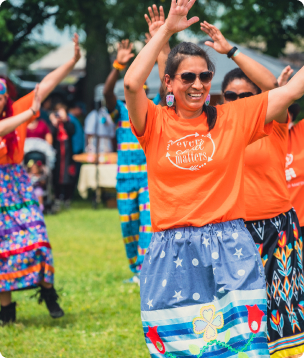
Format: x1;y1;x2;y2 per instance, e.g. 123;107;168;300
1;0;303;104
218;0;304;57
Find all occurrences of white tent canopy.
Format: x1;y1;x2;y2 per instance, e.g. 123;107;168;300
30;43;86;71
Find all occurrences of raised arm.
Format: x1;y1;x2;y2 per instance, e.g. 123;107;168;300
38;34;81;102
103;40;135;113
266;66;304;124
124;0;199;136
201;22;278;92
0;85;41;137
145;5;171;81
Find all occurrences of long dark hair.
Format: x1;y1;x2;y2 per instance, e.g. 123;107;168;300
165;42;217;131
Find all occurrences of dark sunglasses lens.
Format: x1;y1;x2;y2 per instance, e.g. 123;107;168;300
181;72;196;83
199;72;213;83
239;92;254;99
224;91;238;101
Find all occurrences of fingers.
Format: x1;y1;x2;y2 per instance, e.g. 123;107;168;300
144;13;152;27
186;0;197;10
148;6;155;22
187;16;199;27
159;6;165;22
152;4;160;22
204;41;215;49
73;33;79;44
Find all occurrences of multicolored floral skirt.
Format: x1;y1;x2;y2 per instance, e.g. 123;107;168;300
0;164;54;292
140;220;270;357
246;208;304;358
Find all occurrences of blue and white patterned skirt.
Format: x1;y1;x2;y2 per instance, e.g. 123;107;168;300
140;219;270;357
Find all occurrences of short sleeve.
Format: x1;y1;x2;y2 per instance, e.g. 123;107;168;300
222;91;272;146
130;99;158;153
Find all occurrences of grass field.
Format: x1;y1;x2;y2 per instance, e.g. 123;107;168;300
1;201;148;358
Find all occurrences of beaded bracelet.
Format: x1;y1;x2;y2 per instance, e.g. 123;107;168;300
113;60;126;71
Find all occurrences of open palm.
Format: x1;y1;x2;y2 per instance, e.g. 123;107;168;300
116;40;134;65
145;5;165;38
165;0;199;34
200;21;232;54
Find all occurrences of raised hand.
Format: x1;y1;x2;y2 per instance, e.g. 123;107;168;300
73;33;81;63
277;65;294;87
116;40;135;65
200;21;232;54
165;0;199;35
144;5;166;38
31;84;41;113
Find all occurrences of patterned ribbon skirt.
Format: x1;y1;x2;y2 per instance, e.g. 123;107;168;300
140;219;270;357
0;164;54;292
246;208;304;358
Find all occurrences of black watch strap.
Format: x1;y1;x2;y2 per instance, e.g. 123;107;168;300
227;46;238;58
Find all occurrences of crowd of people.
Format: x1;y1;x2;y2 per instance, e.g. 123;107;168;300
1;1;304;358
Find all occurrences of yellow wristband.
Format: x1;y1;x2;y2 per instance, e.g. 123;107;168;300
113;60;126;71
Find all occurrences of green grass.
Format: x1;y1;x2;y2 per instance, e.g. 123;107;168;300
1;202;149;358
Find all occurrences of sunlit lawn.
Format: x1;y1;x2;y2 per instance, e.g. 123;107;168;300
0;201;148;358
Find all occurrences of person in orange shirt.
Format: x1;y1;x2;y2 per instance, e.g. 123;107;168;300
286;104;304;235
0;34;81;324
278;66;304;237
200;22;304;358
123;1;304;357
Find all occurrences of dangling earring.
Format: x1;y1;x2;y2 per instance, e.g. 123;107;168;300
205;94;211;106
166;93;175;107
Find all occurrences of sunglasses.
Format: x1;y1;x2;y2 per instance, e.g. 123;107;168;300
224;91;254;101
175;71;213;85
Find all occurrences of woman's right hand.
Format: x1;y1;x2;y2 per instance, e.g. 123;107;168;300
31;84;41;114
164;0;199;35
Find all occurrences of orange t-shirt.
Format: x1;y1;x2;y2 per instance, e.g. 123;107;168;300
0;91;39;164
286;120;304;226
244;120;292;221
130;92;272;232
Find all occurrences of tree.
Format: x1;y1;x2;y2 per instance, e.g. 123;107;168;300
217;0;304;57
0;0;59;61
54;0;217;107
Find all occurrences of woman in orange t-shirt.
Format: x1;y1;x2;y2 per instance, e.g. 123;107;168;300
0;34;81;324
286;104;304;232
201;24;304;356
123;1;304;357
201;24;304;357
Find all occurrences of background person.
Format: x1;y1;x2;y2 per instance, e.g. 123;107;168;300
103;7;169;283
26;116;53;145
201;22;304;358
0;33;80;323
84;100;115;154
49;103;76;210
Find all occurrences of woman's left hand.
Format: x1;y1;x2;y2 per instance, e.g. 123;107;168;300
73;33;81;63
164;0;199;35
31;84;41;114
200;21;232;54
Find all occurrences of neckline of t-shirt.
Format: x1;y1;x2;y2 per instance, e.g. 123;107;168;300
167;107;208;125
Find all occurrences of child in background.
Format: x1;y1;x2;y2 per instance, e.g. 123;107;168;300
27;159;46;212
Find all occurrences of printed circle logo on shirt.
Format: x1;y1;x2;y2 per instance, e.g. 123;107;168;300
166;132;215;171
